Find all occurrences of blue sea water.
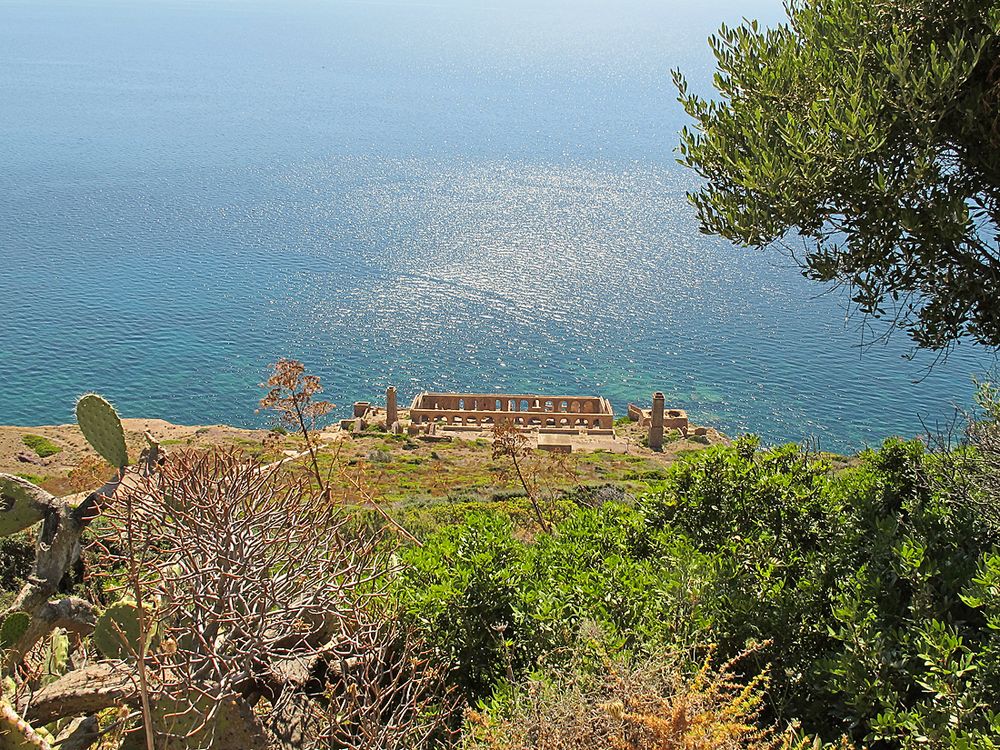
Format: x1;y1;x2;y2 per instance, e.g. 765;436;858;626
0;0;995;451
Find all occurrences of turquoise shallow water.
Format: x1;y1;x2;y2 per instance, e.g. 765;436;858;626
0;0;995;451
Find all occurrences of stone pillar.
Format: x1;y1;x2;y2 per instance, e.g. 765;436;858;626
386;386;398;427
649;391;665;451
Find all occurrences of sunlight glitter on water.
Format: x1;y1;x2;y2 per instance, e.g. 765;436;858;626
1;0;995;451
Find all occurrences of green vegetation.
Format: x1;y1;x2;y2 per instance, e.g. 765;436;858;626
398;431;1000;748
20;434;60;458
14;473;45;485
308;434;675;506
675;0;1000;350
3;366;999;749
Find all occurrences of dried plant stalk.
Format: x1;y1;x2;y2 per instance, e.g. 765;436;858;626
464;641;804;750
314;620;461;750
91;448;397;748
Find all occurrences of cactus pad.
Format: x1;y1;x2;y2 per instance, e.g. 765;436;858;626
0;612;30;652
0;697;51;750
120;693;268;750
75;394;128;469
0;476;51;537
41;630;69;685
93;600;153;661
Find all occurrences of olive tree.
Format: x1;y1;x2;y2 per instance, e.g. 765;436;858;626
674;0;1000;350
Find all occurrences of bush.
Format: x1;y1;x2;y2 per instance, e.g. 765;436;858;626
465;639;794;750
399;435;1000;748
641;436;997;742
400;513;528;701
0;532;34;603
21;434;61;458
398;505;714;704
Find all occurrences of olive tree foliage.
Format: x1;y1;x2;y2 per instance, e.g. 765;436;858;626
674;0;1000;350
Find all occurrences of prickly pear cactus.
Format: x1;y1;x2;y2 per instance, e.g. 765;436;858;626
120;693;268;750
0;613;30;653
0;697;52;750
0;476;50;537
93;600;153;660
40;630;69;686
75;394;128;469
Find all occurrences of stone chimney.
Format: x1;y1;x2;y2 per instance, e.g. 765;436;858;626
386;386;398;427
649;391;665;450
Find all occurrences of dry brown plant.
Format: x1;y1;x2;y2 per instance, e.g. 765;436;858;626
67;454;114;495
258;358;335;493
259;358;421;546
311;620;461;750
491;420;550;532
463;641;806;750
491;420;580;533
90;448;400;749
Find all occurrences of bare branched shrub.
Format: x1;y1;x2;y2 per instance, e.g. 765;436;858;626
315;620;461;750
464;641;804;750
91;448;397;748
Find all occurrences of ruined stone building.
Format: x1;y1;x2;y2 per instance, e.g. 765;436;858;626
408;392;615;430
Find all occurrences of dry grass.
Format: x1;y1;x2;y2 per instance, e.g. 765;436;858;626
464;642;809;750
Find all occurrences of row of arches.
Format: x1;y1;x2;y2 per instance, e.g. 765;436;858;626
426;414;607;428
436;398;599;414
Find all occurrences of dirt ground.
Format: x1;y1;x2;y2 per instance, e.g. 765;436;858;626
0;420;262;495
1;412;728;502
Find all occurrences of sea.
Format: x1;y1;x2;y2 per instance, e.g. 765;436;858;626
1;0;995;452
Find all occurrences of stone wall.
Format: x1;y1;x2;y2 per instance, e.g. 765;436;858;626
409;392;614;429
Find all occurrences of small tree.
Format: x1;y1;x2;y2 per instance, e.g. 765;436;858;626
491;420;552;533
259;358;334;491
674;0;1000;351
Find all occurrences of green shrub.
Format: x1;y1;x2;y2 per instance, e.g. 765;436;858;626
398;434;1000;748
21;434;61;458
398;505;714;704
0;532;34;596
400;513;528;701
645;436;997;743
521;504;713;654
14;473;46;486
